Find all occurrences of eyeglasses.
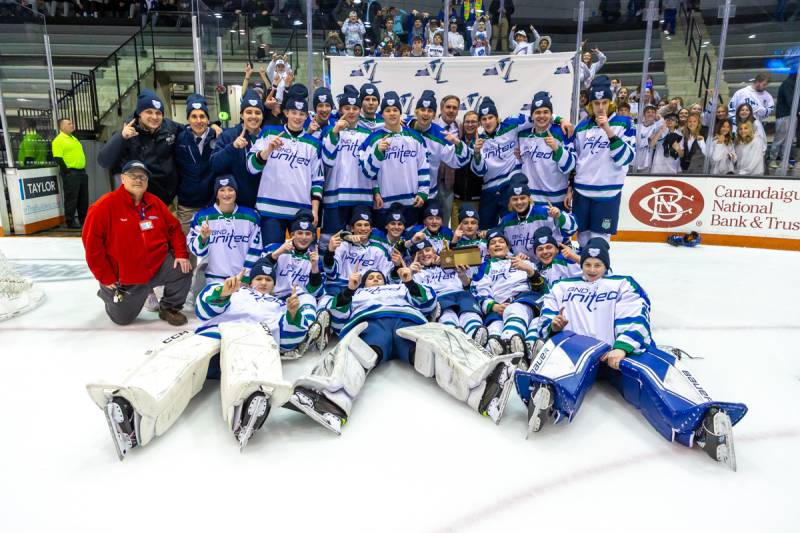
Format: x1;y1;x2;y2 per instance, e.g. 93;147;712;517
124;173;149;182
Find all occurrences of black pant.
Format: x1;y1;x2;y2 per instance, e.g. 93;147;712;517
63;169;89;225
96;253;191;326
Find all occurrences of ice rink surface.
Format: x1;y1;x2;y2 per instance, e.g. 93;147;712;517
1;237;799;533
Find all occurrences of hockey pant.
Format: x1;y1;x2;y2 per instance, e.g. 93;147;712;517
486;302;536;340
398;323;517;415
438;291;482;335
87;324;291;446
514;332;748;446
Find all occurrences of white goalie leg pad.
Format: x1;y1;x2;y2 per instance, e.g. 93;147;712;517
219;321;292;429
86;331;220;446
292;322;377;416
397;323;516;410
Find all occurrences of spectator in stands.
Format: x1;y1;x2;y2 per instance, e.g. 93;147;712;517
424;17;442;45
98;89;182;207
615;87;637;116
47;0;70;16
703;102;728;131
610;78;621;98
680;113;706;173
728;74;774;124
617;102;632;119
733;103;766;142
678;107;689;129
248;0;274;60
577;90;589;122
531;26;552;54
324;30;346;55
389;5;408;42
769;73;798;169
410;35;427;57
174;94;217;236
508;25;533;55
425;32;445;57
340;10;366;53
579;48;606;89
706;119;736;175
661;0;679;38
649;113;683;174
734;122;766;175
380;16;399;47
407;12;428;45
333;0;362;25
600;0;621;24
210;90;264;209
82;160;192;326
489;0;512;53
634;104;663;172
52;118;88;229
470;16;491;56
242;63;270;106
437;95;462;225
352;43;365;56
658;96;683;117
447;20;465;55
140;0;159;27
451;110;481;227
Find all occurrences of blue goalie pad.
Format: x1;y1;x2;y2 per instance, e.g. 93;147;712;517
514;332;609;422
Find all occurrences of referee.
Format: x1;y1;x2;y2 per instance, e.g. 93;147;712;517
52;118;88;229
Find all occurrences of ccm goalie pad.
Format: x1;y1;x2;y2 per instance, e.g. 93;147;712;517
86;331;220;460
397;323;517;424
219;322;294;451
289;322;378;434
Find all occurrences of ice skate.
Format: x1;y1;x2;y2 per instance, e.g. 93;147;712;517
507;333;527;357
526;383;554;438
232;391;270;452
287;386;347;435
486;335;505;356
471;325;489;347
478;361;515;424
430;301;442;322
103;396;139;461
296;320;323;356
314;309;331;352
695;407;737;471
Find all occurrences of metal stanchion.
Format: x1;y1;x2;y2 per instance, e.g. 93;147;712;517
571;1;585;125
637;1;657;127
306;0;314;92
192;13;205;95
703;0;733;175
778;72;800;176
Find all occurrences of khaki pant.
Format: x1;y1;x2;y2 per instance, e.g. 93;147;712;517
492;16;510;53
176;204;200;237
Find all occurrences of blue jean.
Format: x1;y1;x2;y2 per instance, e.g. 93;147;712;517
663;9;677;34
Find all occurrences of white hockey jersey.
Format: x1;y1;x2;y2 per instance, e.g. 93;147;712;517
517;124;576;203
403;224;455;254
359;127;432;205
499;205;577;255
410;119;472;198
194;284;305;348
572;113;635;199
412;265;464;296
320;125;373;207
358;113;385;132
538;274;651;354
330;281;437;336
247;125;324;219
262;245;324;299
472;257;536;313
471;115;526;193
186;205;262;281
324;239;394;291
537;255;582;289
728;86;775;122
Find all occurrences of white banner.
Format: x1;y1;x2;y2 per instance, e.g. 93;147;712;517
328;53;576;119
619;175;800;241
6;167;64;234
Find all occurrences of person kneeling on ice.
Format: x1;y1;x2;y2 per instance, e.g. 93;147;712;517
262;210;330;356
473;229;545;357
287;264;516;433
86;258;308;459
407;239;488;346
514;238;748;470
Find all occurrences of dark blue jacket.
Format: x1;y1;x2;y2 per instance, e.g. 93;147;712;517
210;124;262;209
175;126;217;208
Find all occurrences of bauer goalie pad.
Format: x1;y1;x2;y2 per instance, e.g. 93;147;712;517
614;345;748;447
514;332;609;424
86;331;220;446
292;322;378;417
219;322;293;430
397;323;517;414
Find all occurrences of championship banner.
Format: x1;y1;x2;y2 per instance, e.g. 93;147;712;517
617;175;800;250
5;166;65;235
328;53;576;119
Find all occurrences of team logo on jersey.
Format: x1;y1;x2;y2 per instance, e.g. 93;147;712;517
350;59;381;83
414;59;448;84
629;179;704;228
191;102;202;109
152;100;162;109
248;99;258;106
219;178;230;186
482;58;517;83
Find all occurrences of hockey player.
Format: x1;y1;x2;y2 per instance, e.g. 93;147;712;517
322;206;394;307
359;91;432;225
88;258;307;458
516;92;576;208
247;84;324;244
358;83;385;132
473;229;545;357
288;263;516;433
320;85;375;250
451;206;485;254
408;239;487;345
262;210;328;355
500;175;577;256
186;175;262;282
305;86;336;139
403;200;454;254
530;227;582;289
407;90;472;200
570;75;635;247
371;202;412;266
515;239;748;470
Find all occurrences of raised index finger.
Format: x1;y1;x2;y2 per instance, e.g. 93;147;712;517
126;118;136;127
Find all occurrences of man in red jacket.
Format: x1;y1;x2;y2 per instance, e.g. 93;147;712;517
82;161;193;326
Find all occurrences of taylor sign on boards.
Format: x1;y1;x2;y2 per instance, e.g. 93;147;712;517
6;166;64;234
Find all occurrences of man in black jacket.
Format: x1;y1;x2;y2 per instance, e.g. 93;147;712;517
98;89;182;207
489;0;513;53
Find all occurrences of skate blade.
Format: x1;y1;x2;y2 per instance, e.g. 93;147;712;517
714;412;737;472
526;387;551;439
315;313;331;352
288;393;343;435
238;395;269;453
281;350;303;361
487;365;516;425
104;402;131;461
